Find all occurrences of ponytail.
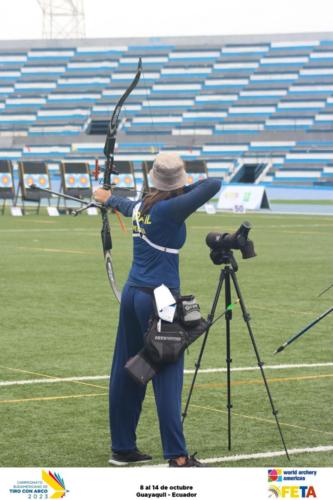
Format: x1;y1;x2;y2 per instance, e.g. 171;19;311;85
141;188;184;215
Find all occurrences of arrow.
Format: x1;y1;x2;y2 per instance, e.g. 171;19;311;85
274;306;333;355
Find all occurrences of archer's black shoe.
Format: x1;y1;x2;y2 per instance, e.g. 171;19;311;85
168;452;207;467
109;449;152;466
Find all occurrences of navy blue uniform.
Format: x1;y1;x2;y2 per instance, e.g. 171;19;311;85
106;178;221;459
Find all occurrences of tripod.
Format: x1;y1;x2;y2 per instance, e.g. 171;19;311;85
182;250;290;460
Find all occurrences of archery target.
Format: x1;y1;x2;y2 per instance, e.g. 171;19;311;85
0;173;13;188
23;174;50;189
112;174;135;188
186;173;207;185
64;173;91;189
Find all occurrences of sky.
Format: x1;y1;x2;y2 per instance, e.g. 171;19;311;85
0;0;333;40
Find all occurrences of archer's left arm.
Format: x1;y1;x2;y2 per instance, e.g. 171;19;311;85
94;188;137;216
104;194;138;217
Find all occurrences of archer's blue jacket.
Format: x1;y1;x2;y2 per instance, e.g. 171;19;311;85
105;178;222;290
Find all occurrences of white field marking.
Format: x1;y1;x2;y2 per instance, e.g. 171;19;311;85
23;220;56;224
147;445;333;467
184;362;333;374
191;223;333;229
1;220;332;233
0;229;97;233
18;246;100;256
1;362;333;387
0;375;109;387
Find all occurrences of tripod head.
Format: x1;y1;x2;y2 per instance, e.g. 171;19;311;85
208;249;239;271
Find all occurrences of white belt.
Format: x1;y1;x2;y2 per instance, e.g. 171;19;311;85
133;233;179;254
132;203;179;255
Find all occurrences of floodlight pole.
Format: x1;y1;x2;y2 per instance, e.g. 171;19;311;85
36;0;86;39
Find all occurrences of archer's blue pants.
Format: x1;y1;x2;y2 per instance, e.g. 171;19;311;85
109;283;188;459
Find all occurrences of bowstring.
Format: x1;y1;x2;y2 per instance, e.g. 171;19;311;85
141;58;161;159
109;76;129;234
105;59;158;233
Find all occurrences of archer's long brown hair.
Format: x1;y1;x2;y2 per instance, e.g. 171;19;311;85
141;188;184;215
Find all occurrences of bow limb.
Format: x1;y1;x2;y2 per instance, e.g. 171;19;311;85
102;208;122;304
101;58;142;303
103;57;142;177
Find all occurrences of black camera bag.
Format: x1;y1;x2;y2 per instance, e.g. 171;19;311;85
125;294;208;385
144;318;188;364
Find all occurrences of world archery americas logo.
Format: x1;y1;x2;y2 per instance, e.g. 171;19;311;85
42;470;68;498
268;469;283;482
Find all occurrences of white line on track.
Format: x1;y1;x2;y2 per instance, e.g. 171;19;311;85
0;375;109;387
185;361;333;374
1;362;333;387
0;229;78;232
1;222;332;234
0;229;98;234
148;445;333;467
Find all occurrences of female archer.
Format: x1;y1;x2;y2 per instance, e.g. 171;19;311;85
94;152;221;467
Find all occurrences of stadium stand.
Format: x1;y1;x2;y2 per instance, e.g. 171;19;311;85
1;33;333;194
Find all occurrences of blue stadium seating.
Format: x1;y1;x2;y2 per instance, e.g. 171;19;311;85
1;35;333;188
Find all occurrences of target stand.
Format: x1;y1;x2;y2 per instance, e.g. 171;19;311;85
184;159;208;185
15;161;51;214
110;161;136;198
58;162;92;213
141;160;155;194
0;160;15;214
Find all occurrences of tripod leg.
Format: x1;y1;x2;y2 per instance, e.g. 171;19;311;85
182;268;226;423
224;269;233;450
230;269;290;460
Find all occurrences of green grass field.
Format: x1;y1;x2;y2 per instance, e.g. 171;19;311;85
0;211;332;467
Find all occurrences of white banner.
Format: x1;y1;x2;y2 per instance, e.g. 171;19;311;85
0;467;331;500
217;185;270;210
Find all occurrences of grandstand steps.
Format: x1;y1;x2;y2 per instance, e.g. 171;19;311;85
229;162;268;183
1;34;333;189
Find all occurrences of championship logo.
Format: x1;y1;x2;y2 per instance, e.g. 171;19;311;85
42;470;67;499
